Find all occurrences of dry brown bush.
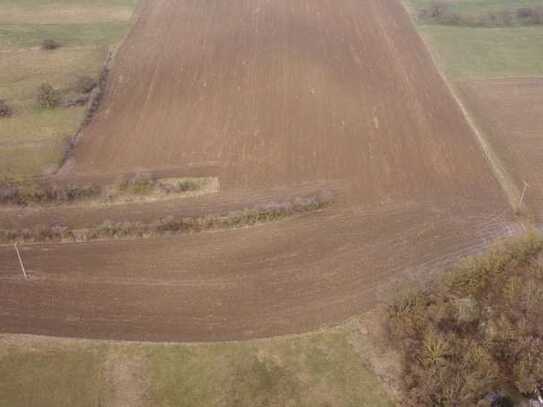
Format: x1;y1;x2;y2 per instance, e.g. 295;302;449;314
386;234;543;406
73;76;98;94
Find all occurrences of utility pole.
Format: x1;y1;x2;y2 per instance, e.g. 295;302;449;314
14;243;29;280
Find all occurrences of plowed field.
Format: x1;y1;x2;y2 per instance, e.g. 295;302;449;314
0;0;517;342
459;79;543;223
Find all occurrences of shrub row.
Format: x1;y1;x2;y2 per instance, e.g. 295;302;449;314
386;234;543;406
0;181;101;206
119;174;203;195
419;2;543;27
0;194;331;243
0;174;207;207
61;51;112;166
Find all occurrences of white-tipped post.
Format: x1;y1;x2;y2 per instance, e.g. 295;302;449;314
14;243;28;280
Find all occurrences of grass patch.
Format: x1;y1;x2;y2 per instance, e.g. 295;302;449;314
0;47;106;105
0;108;85;176
0;22;130;49
405;0;543;79
0;0;135;178
418;24;543;79
0;325;393;407
0;344;110;407
147;326;393;407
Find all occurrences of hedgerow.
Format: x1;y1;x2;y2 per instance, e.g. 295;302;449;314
0;194;331;244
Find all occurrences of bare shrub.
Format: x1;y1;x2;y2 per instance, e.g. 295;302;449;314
174;179;200;192
36;83;61;109
428;1;449;19
120;173;156;195
516;6;543;24
41;39;61;50
518;7;535;19
0;99;13;118
73;76;98;94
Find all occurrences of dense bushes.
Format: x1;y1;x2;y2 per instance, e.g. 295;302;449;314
386;235;543;406
418;2;543;27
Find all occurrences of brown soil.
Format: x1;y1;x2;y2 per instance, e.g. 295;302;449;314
0;201;519;342
0;0;518;342
459;78;543;223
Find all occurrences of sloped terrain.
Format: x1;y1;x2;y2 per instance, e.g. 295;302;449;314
0;0;517;342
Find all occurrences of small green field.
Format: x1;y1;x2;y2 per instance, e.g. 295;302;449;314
419;25;543;79
0;324;393;407
405;0;543;79
0;0;136;178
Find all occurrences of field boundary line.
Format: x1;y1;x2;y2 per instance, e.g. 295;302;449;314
399;0;522;213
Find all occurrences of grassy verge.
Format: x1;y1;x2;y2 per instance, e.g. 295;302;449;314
0;324;393;407
0;0;136;178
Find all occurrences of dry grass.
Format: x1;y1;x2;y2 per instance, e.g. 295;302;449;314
0;4;134;25
0;0;135;178
0;323;393;407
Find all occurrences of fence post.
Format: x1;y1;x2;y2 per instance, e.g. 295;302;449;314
14;243;29;280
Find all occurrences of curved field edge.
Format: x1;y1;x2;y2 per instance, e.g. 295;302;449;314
0;321;393;407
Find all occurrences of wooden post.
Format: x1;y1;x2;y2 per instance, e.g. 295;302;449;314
518;181;529;212
14;243;28;280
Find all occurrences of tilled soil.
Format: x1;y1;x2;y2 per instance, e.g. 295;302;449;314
459;78;543;223
0;0;517;342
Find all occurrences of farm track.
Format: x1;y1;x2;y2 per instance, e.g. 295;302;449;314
0;0;519;342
